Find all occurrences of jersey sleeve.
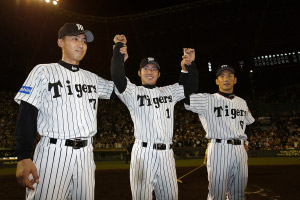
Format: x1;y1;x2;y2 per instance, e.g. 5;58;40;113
114;78;136;112
97;76;114;99
184;93;208;114
166;83;185;103
14;65;45;109
245;105;255;125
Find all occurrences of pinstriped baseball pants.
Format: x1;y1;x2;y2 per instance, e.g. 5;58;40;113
26;137;95;200
206;142;248;200
130;142;178;200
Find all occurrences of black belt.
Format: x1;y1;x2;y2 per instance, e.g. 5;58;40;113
50;138;88;149
142;142;173;150
215;139;242;145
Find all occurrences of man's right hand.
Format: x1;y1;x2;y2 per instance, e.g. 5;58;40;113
113;34;127;44
113;34;128;62
16;159;39;190
181;48;195;71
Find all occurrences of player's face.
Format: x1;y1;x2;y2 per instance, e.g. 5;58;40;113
216;70;237;93
58;34;87;65
138;64;160;85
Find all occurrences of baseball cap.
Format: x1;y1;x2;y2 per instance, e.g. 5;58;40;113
140;57;160;70
58;23;94;42
216;65;235;77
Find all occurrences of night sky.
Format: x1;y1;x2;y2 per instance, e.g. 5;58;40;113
0;0;299;97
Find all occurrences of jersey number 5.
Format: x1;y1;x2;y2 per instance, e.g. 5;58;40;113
240;121;244;129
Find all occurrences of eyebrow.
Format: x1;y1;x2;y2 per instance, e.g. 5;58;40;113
73;35;87;40
144;66;158;69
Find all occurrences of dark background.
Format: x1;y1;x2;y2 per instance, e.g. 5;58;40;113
1;0;299;99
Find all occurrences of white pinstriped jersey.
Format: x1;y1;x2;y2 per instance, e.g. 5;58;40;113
14;63;114;139
185;93;255;140
115;78;185;144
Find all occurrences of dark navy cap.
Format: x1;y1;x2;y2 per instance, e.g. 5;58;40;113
216;65;235;77
58;23;94;42
140;57;160;70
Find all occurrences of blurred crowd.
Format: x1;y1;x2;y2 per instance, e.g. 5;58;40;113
0;88;299;151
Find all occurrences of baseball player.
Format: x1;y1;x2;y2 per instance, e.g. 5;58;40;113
184;65;254;200
14;23;115;200
111;34;198;200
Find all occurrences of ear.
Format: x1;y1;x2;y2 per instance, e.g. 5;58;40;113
138;70;141;77
215;78;219;86
157;71;161;78
234;77;237;84
57;38;63;48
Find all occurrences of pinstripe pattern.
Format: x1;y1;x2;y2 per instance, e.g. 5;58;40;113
130;141;178;200
116;78;184;144
185;93;254;140
15;63;113;200
185;93;254;200
15;63;114;139
26;137;95;200
206;142;248;200
116;78;184;200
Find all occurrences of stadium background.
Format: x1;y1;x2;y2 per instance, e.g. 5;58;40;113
0;0;299;199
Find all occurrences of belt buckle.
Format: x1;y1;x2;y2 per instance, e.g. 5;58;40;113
233;139;241;145
226;140;232;144
73;139;81;149
230;139;239;145
157;143;166;150
157;144;162;149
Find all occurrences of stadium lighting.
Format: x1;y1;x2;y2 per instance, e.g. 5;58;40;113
250;70;253;73
44;0;59;6
208;62;212;72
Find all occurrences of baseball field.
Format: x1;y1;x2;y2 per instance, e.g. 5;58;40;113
0;157;299;200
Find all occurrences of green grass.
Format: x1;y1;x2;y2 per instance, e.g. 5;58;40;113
0;168;17;176
1;157;299;176
248;157;300;165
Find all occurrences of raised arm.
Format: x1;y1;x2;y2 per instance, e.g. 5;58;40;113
111;34;128;94
180;48;199;97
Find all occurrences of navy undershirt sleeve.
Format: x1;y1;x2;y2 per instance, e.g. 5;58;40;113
245;124;252;141
180;62;199;105
14;101;38;161
183;62;199;97
111;42;127;94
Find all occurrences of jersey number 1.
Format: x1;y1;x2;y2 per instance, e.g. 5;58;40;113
166;108;170;118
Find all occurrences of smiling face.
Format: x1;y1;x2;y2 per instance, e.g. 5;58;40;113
216;70;237;93
57;34;87;65
138;63;160;85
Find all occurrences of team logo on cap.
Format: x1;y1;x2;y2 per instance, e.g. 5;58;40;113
76;24;84;31
148;57;154;62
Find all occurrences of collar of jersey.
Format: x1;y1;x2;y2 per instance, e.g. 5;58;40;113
58;60;80;72
218;91;235;99
142;84;156;89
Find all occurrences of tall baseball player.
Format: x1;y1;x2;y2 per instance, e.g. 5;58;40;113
14;23;115;200
184;65;254;200
111;35;198;200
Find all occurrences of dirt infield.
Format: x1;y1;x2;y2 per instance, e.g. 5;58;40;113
1;165;299;199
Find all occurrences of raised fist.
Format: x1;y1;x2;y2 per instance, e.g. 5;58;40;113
113;34;127;44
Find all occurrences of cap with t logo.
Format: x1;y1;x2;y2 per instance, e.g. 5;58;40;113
58;23;94;42
140;57;160;70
